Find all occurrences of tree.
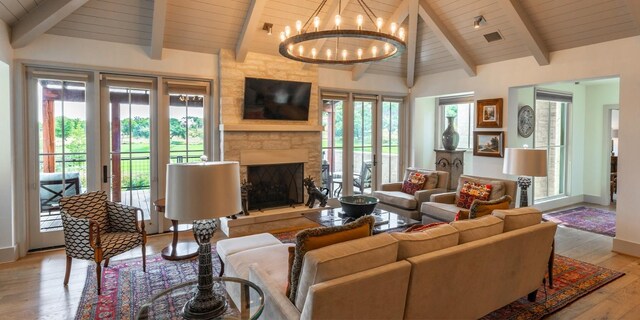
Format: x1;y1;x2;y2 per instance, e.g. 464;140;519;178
169;118;186;140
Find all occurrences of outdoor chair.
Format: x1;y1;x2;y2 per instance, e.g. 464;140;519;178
60;190;146;295
333;161;373;196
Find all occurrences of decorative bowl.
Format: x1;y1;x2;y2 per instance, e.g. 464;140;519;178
339;195;379;218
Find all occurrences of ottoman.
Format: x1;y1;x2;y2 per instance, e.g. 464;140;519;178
215;233;283;276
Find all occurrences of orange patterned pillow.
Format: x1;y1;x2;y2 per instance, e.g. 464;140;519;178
401;172;427;195
456;181;492;209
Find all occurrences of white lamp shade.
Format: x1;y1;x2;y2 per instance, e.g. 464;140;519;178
165;161;242;221
503;148;548;177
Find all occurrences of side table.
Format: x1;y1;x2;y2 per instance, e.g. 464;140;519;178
154;198;199;260
434;149;465;190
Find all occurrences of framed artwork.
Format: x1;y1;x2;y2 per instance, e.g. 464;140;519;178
476;98;503;128
473;131;504;158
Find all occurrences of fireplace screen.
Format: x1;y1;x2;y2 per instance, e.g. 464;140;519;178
247;163;304;210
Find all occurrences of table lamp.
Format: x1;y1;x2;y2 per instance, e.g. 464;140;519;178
502;148;547;208
166;161;241;319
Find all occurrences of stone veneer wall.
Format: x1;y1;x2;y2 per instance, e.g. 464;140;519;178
219;49;322;188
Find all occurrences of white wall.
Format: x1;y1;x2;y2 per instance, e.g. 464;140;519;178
318;68;408;95
411;36;640;257
0;20;14;262
412;97;437;168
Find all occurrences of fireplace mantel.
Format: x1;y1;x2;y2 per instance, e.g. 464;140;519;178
240;149;309;166
220;123;323;132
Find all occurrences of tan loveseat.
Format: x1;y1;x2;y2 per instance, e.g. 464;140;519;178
373;168;449;220
222;207;556;319
421;174;517;224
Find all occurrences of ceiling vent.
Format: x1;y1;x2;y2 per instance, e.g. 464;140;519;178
483;31;503;43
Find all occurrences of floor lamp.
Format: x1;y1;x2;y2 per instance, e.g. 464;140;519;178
503;148;547;208
166;161;242;319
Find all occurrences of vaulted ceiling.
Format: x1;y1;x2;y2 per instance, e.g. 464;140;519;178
1;0;639;85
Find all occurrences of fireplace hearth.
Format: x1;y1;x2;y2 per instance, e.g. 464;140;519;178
247;163;304;210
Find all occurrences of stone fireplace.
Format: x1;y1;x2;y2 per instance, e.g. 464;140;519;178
247;162;304;210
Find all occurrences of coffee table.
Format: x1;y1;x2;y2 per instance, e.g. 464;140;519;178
137;277;264;320
304;207;420;234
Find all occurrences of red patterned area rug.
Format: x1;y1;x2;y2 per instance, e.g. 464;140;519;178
76;247;623;319
543;206;616;237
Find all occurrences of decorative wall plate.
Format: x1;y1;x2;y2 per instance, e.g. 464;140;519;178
518;105;535;138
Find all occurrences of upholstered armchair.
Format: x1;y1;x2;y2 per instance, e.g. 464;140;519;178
60;190;146;294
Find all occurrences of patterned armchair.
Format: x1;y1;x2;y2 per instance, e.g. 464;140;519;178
60;190;146;295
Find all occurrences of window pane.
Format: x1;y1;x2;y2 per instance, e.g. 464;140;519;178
321;99;343;197
170;94;205;163
439;101;472;150
381;101;400;183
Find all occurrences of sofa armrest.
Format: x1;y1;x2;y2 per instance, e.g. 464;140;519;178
380;182;403;191
414;188;447;204
429;192;456;204
249;265;301;320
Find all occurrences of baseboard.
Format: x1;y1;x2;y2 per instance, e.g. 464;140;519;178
612;238;640;258
0;246;17;263
583;195;609;206
533;195;584;212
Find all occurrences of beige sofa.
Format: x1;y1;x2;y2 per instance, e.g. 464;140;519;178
421;174;517;224
222;207;556;319
373;168;449;220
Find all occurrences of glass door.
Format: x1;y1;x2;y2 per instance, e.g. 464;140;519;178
27;70;93;249
321;97;344;197
101;76;158;233
380;99;402;184
352;97;376;194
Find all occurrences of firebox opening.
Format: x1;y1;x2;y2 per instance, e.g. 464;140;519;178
247;163;304;210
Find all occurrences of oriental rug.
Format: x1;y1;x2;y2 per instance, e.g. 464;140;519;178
543;206;616;237
76;245;624;320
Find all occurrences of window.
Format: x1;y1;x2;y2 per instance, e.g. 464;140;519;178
381;98;402;183
166;81;209;163
321;95;345;196
534;90;570;201
437;96;473;150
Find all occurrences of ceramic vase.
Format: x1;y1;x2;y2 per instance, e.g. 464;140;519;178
442;116;459;151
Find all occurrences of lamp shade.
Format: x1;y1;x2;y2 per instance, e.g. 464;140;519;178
165;161;242;221
503;148;548;177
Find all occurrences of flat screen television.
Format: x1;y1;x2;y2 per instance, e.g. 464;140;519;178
243;77;311;120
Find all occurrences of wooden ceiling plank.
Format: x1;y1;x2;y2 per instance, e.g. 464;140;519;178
149;0;167;59
623;0;640;32
352;0;410;81
496;0;549;65
303;0;351;70
406;0;418;88
235;0;268;62
417;0;476;76
11;0;89;48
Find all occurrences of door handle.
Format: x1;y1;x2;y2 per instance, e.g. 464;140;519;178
373;154;377;166
102;165;108;183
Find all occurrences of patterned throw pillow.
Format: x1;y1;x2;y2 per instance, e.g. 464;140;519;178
400;172;427;195
456;181;493;209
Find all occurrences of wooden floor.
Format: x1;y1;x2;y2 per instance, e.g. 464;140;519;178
1;204;639;319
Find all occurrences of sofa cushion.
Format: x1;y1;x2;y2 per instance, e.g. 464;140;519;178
401;172;427;195
216;233;282;263
469;195;512;219
456;182;492;209
449;215;504;244
492;207;542;232
390;224;459;260
421;202;465;222
226;243;294;294
288;215;375;303
294;233;399;310
374;191;417;210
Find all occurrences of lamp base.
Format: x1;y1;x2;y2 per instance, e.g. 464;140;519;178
517;176;532;208
182;219;228;319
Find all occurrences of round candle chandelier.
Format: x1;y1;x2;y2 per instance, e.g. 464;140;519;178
278;0;407;64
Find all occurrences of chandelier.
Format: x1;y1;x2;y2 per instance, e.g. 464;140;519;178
278;0;407;64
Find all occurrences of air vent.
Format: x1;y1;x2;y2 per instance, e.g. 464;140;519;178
483;31;503;43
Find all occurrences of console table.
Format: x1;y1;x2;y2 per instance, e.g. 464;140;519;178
434;149;465;190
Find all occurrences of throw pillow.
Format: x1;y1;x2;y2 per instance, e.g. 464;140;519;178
400;172;427;195
454;210;470;221
456;181;493;209
469;195;512;219
404;222;447;232
286;215;375;302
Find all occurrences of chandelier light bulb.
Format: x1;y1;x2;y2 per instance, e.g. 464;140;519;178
296;20;302;33
357;48;363;59
398;27;405;41
376;17;383;31
390;22;397;35
357;14;364;30
311;48;317;59
372;46;378;57
298;45;304;55
335;14;341;29
384;43;390;54
314;16;320;31
326;48;332;59
288;44;294;52
279;31;286;42
284;25;291;37
342;49;348;60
